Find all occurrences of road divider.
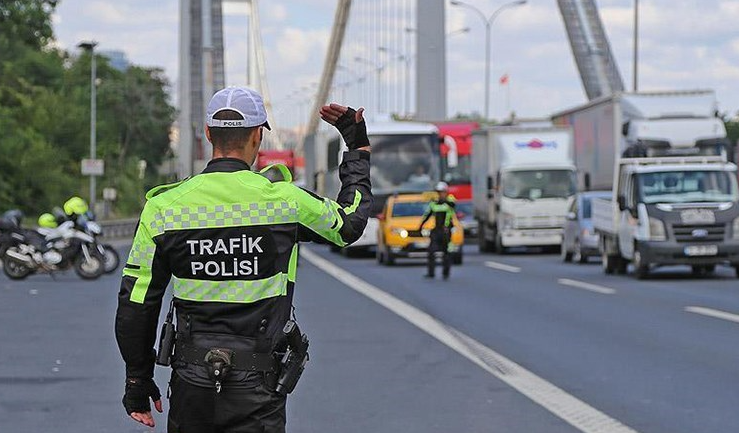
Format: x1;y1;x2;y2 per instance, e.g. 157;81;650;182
685;306;739;324
484;261;521;273
558;278;616;295
303;247;640;433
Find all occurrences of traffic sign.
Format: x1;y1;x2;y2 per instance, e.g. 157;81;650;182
81;159;105;176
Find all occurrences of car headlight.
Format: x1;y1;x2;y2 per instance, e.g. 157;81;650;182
391;228;408;238
648;217;666;241
733;217;739;240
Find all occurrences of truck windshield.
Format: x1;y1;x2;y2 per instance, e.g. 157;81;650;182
371;134;439;195
637;170;738;204
502;170;577;200
441;154;471;185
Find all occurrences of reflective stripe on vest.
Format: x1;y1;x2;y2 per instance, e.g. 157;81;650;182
172;273;288;303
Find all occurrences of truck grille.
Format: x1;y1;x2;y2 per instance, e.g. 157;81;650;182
514;215;565;229
672;224;725;243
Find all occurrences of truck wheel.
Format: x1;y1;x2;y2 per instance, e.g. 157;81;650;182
633;249;650;279
560;244;573;262
478;223;494;253
602;251;616;274
495;233;507;254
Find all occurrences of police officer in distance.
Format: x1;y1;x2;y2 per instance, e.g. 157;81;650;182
419;182;456;279
115;86;372;432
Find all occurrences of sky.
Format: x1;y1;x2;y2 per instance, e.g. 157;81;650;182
51;0;739;129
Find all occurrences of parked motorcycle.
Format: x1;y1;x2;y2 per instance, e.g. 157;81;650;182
2;220;105;280
82;218;120;274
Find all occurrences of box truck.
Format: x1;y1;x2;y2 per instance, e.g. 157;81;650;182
472;126;576;252
553;90;739;278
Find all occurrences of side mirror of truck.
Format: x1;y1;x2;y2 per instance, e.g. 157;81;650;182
617;195;627;211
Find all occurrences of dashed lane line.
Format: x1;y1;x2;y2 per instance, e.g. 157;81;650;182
303;248;640;433
484;260;521;273
558;278;616;295
685;306;739;325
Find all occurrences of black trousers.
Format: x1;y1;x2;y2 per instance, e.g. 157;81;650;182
427;231;450;278
168;371;286;433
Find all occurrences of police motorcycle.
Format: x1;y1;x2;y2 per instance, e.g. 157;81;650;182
2;213;105;280
49;207;120;274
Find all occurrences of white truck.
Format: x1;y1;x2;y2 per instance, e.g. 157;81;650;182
472;126;576;253
553;90;739;278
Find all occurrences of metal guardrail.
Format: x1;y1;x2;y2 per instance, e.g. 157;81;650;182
100;218;139;240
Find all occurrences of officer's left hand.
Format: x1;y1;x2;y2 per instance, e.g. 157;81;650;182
123;377;163;427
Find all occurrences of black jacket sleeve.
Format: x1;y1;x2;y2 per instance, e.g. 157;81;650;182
115;209;171;379
296;149;373;246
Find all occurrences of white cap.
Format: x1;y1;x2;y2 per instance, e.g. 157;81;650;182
435;181;449;192
206;87;271;130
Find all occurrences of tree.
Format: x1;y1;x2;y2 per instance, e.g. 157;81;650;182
0;0;175;217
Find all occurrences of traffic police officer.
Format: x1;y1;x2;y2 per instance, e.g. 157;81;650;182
419;182;456;279
115;86;372;432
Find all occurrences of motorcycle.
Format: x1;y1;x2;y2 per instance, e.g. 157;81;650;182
81;218;120;274
2;220;105;280
45;208;120;275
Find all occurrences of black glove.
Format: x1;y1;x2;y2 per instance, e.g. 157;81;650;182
122;377;161;415
334;107;370;151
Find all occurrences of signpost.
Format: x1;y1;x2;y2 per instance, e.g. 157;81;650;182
81;159;105;176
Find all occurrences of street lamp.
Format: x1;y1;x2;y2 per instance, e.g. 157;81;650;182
446;26;471;38
451;0;527;120
355;57;385;114
77;40;98;211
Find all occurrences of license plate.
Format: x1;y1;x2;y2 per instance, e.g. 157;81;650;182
684;245;718;256
414;241;430;248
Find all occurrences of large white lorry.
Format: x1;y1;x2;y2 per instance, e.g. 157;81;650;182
553;90;739;278
472;126;576;252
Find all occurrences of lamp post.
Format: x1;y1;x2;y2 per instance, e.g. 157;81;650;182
633;0;639;92
355;56;385;114
451;0;526;120
78;41;98;211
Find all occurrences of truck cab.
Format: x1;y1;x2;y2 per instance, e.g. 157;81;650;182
473;126;576;253
596;156;739;278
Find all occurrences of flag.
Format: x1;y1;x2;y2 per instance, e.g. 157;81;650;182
499;73;509;85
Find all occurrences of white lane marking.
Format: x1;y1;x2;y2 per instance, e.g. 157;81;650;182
558;278;616;295
484;261;521;273
685;306;739;324
303;248;639;433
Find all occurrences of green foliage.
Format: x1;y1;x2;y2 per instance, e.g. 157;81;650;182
0;0;175;217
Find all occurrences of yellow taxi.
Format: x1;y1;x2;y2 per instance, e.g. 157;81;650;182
376;192;464;266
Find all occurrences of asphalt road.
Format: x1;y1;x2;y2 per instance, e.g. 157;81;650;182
0;243;737;432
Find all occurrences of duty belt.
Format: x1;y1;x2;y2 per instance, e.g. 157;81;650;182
174;342;279;372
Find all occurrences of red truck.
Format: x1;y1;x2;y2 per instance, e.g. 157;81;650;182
434;121;479;236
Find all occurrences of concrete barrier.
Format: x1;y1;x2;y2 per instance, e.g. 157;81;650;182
100;218;138;240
